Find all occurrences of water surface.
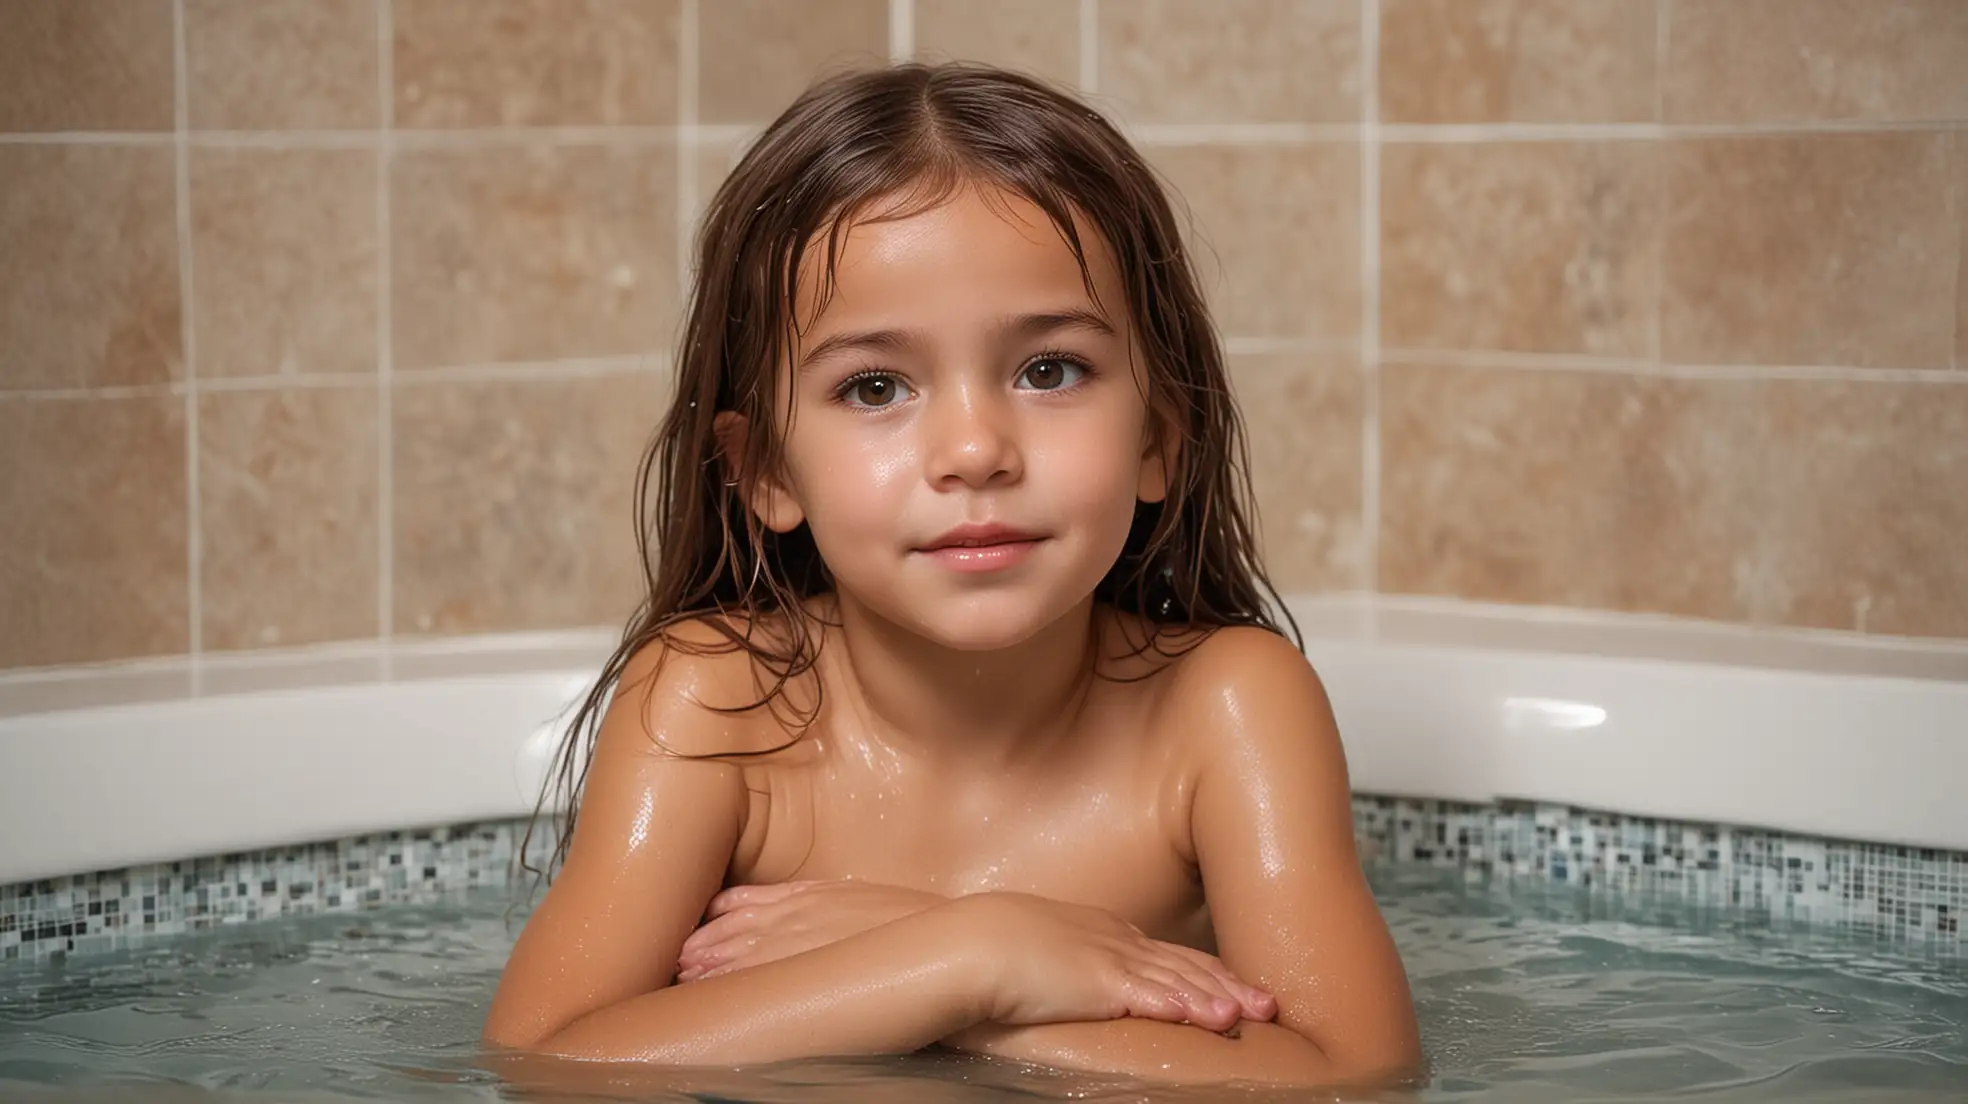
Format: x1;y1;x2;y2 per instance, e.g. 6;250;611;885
2;868;1962;1102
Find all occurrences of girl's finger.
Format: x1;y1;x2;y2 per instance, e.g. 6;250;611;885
678;913;746;958
705;881;809;919
1131;964;1240;1032
677;933;756;976
686;932;776;981
1116;973;1189;1025
678;922;750;964
1163;943;1276;1020
1139;952;1239;1016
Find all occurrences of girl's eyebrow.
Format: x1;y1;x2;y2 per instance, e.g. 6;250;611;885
797;308;1117;373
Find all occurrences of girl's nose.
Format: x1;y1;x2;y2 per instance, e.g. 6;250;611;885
925;385;1023;489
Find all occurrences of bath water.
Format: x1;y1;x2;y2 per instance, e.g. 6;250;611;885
2;866;1963;1102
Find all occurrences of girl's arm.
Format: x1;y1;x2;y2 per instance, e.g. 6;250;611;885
483;641;997;1063
942;628;1423;1087
942;1018;1329;1084
484;639;1252;1066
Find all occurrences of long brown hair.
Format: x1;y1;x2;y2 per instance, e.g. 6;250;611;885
523;62;1297;882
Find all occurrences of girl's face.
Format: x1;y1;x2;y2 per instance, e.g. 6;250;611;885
747;184;1169;651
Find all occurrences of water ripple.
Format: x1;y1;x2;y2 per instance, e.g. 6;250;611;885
0;876;1963;1102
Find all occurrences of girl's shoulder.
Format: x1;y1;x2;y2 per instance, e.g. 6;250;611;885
1160;623;1321;700
609;610;815;761
1098;611;1315;694
1127;620;1334;755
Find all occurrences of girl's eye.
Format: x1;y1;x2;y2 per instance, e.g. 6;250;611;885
839;373;913;409
1016;356;1088;392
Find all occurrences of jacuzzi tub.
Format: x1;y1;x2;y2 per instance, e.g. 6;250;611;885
3;595;1965;889
4;596;1967;1102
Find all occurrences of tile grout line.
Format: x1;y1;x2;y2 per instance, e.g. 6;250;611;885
1360;0;1381;598
1652;0;1669;368
1656;0;1671;126
0;132;174;145
10;349;1961;402
3;384;182;401
1080;0;1098;93
1355;593;1968;658
377;0;395;677
1225;336;1364;356
0;360;679;403
377;355;675;383
1951;130;1964;374
889;0;913;61
1129;123;1362;145
171;0;203;693
1376;348;1968;383
16;118;1968;148
677;0;699;302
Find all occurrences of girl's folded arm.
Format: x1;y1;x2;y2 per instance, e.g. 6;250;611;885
944;627;1424;1087
482;643;995;1065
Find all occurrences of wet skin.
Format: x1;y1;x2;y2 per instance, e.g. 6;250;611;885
483;185;1421;1087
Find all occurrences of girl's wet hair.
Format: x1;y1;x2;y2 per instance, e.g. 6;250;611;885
524;62;1297;882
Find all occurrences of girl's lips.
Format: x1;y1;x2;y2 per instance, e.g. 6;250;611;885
916;538;1044;573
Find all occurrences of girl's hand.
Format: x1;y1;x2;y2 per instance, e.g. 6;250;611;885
675;880;948;981
953;892;1276;1034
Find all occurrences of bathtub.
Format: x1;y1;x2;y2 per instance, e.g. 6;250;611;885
3;594;1965;889
5;595;1967;1102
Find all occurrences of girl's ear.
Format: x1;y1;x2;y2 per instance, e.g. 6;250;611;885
1136;409;1181;504
712;411;807;533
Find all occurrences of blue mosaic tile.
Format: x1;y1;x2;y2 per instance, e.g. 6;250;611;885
1351;796;1966;948
0;822;555;962
3;799;1963;962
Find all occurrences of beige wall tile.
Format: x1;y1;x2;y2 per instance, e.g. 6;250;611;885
914;0;1081;88
1099;0;1359;124
1662;134;1956;370
0;396;188;667
1381;141;1658;357
1747;379;1968;638
1380;364;1741;620
1957;133;1967;372
392;372;664;634
191;149;378;379
1664;0;1968;125
1380;0;1656;124
698;135;753;196
1230;355;1365;591
695;134;753;214
1150;143;1360;343
688;134;756;266
185;0;380;130
392;144;678;370
700;0;889;124
0;0;173;132
199;387;379;650
0;146;181;391
394;0;680;128
1381;365;1968;638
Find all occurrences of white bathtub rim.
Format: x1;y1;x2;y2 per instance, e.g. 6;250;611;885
2;596;1966;886
5;593;1968;723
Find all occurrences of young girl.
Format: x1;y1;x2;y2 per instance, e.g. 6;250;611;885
483;62;1420;1089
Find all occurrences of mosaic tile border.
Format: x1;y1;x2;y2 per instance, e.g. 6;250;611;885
3;799;1963;962
0;822;557;963
1353;796;1965;947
